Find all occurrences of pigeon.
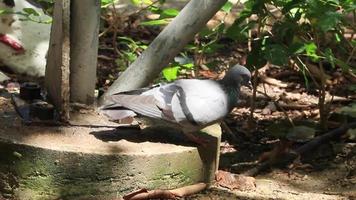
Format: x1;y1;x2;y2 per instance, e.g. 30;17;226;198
100;64;251;145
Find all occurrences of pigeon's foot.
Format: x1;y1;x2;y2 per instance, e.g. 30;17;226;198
184;133;210;147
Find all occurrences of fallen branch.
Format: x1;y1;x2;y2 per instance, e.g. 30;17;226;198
221;120;239;143
260;75;288;88
277;102;312;110
295;122;356;155
121;183;207;200
243;122;356;176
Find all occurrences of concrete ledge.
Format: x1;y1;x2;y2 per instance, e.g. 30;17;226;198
0;95;221;199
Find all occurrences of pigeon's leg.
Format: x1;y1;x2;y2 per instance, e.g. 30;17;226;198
183;132;210;146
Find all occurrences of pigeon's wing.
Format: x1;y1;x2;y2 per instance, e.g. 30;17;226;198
171;79;230;126
102;83;179;121
100;109;136;120
101;84;164;110
107;94;162;119
112;83;164;95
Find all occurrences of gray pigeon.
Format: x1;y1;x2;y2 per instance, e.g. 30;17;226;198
100;64;251;144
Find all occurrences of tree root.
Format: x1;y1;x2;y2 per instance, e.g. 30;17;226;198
122;183;207;200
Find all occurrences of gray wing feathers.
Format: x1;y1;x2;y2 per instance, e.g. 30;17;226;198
109;94;163;119
100;109;136;120
103;83;179;121
102;79;230;126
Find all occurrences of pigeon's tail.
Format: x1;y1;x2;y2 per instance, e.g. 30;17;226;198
99;102;137;121
100;108;136;121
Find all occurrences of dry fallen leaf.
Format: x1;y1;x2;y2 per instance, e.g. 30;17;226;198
215;170;256;191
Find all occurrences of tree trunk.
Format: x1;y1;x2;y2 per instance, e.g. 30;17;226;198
101;0;227;104
70;0;100;105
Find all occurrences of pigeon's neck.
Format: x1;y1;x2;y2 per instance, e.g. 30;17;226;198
219;80;240;111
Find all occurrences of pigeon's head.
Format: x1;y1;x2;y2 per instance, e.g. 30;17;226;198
222;64;251;87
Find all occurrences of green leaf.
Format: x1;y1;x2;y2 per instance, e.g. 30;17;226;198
199;27;216;38
317;11;342;32
288;42;305;54
203;43;224;54
162;66;180;81
221;2;233;13
101;0;119;8
334;58;350;71
160;8;179;19
131;0;141;5
182;63;194;69
131;0;152;5
148;5;160;13
123;51;137;62
0;9;11;15
334;33;341;43
23;8;40;16
304;42;319;61
143;0;153;4
324;48;335;68
226;22;251;41
140;19;169;26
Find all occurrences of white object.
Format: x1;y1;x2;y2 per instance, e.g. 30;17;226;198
0;0;51;77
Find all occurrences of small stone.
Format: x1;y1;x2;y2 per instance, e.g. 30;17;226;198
262;108;271;115
302;175;308;180
262;102;277;115
13;151;22;158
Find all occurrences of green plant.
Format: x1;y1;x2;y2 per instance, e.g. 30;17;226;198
224;0;355;130
115;36;148;70
0;5;52;24
138;0;355;130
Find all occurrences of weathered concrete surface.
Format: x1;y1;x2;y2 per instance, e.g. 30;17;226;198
0;95;221;199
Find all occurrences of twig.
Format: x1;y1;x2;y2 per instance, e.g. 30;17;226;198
277;102;312;110
346;44;356;64
296;122;356;155
98;55;115;61
248;69;258;126
260;75;288;88
132;0;160;16
110;1;121;56
121;183;207;200
221;120;239;143
316;33;328;131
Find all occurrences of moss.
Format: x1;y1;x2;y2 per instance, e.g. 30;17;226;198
0;136;212;199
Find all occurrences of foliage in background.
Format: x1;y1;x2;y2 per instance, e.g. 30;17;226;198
0;0;52;24
133;0;355;131
2;0;355;131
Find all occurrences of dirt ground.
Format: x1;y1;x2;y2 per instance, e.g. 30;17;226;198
186;141;355;200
